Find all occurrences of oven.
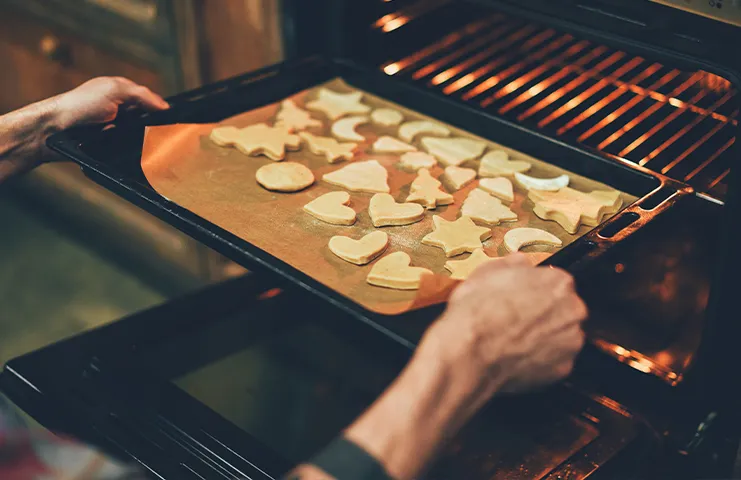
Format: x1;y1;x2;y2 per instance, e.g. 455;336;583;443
2;0;740;478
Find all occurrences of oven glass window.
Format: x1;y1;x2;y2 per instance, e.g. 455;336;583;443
173;322;397;462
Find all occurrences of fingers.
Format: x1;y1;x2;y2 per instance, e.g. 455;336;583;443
117;81;170;111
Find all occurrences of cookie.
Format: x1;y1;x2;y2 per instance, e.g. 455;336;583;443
368;193;424;227
422;215;492;257
299;131;357;164
323;160;390;194
461;189;517;225
210;123;300;161
256;162;314;192
275;99;322;132
372;136;416;153
399;120;451;143
479;177;514;202
515;172;570;191
306;88;371;120
366;252;432;290
406;169;454;209
399;152;438;171
331;116;369;142
529;187;623;234
478;150;532;177
371;108;404;126
329;231;389;265
504;228;562;252
444;166;476;191
444;248;499;280
303;191;356;225
421;137;487;167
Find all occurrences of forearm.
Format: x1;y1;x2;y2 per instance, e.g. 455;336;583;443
0;96;63;182
343;329;501;480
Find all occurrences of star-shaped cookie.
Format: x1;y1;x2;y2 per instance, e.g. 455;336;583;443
422;215;492;257
306;88;371;121
444;249;499;280
406;169;454;209
209;123;300;161
529;187;623;234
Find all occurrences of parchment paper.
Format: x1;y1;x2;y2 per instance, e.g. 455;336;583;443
141;78;636;315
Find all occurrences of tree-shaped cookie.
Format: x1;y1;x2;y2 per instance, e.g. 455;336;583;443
444;249;499;280
422;215;492;257
299;132;357;164
406;168;454;209
529;187;623;234
275;99;322;132
306;88;371;120
323;160;390;193
209;123;300;161
461;189;517;225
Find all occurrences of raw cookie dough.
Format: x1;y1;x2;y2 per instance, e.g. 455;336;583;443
406;169;454;209
275;99;322;132
368;193;424;227
299;132;357;164
329;231;389;265
479;177;514;202
421;137;487;167
444;166;476;191
399;152;438;171
210;124;301;161
422;215;492;257
478;150;532;177
371;108;404;126
399;120;451;143
303;191;356;225
256;162;314;192
461;189;517;225
366;251;432;290
515;172;570;191
323;160;390;193
504;228;563;252
529;187;623;234
372;136;417;153
444;249;499;280
331;115;369;142
306;88;371;120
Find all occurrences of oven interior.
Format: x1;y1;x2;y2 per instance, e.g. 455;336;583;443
341;0;737;201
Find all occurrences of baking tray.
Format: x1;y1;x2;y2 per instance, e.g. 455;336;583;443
47;56;692;349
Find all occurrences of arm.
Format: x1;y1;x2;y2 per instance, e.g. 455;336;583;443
287;254;587;480
0;77;168;183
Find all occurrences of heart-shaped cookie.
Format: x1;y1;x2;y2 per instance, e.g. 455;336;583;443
366;252;432;290
478;150;532;177
303;191;356;225
444;166;476;191
329;231;389;265
368;193;425;227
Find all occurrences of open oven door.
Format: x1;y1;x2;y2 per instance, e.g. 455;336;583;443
1;274;650;480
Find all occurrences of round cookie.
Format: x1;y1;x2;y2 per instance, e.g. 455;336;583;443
256;162;315;192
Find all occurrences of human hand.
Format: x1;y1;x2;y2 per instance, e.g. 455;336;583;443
420;253;587;407
52;76;169;130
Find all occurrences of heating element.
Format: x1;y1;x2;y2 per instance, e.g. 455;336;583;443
376;2;737;200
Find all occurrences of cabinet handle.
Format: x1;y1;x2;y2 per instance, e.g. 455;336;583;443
39;34;72;65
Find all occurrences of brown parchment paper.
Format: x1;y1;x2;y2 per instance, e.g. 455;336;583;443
141;78;637;316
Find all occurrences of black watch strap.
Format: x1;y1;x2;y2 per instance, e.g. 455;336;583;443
310;436;393;480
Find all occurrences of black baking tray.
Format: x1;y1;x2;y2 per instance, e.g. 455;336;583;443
47;56;692;350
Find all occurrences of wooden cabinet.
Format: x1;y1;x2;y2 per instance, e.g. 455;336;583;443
0;6;167;113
